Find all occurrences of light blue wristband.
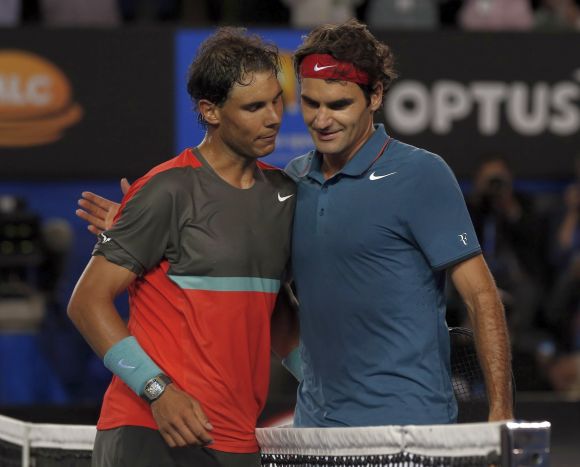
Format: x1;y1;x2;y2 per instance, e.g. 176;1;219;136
103;336;162;396
281;347;304;382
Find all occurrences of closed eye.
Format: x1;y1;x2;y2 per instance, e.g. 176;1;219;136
301;95;319;109
244;102;265;112
328;99;353;110
244;91;283;112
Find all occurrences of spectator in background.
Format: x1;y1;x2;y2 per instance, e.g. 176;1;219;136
543;257;580;395
541;154;580;394
39;0;121;26
365;0;439;30
119;0;182;23
281;0;363;28
0;0;21;26
534;0;580;30
458;0;534;30
466;155;545;355
545;258;580;353
551;154;580;268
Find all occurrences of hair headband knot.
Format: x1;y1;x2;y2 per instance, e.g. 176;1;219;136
299;54;369;85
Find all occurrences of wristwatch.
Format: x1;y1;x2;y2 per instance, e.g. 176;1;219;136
141;374;172;404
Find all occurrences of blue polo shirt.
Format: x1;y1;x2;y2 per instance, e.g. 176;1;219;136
285;125;481;427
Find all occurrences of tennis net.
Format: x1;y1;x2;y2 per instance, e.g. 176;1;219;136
257;421;551;467
0;414;549;467
0;414;95;467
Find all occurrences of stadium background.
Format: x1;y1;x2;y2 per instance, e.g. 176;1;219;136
1;18;579;465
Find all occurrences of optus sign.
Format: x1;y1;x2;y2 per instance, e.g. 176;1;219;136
0;50;82;147
385;76;580;137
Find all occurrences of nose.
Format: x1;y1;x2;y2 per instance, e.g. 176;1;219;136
312;107;332;130
265;102;282;128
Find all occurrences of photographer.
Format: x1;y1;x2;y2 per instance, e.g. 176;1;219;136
466;155;546;372
552;154;580;269
469;155;544;282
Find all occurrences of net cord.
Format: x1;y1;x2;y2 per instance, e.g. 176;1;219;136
257;421;504;458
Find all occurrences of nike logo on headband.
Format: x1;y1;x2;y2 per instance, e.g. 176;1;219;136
300;54;370;85
314;63;337;72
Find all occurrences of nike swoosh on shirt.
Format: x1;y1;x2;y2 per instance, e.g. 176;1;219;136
314;63;337;72
278;193;294;202
369;171;397;181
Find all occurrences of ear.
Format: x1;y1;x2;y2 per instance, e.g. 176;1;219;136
198;99;220;126
369;82;383;112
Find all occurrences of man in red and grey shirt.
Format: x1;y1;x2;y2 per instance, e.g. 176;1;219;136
69;28;296;467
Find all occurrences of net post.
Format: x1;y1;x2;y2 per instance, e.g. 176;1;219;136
22;422;30;467
500;421;551;467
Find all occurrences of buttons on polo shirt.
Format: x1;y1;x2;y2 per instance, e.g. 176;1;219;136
320;185;328;215
315;183;329;232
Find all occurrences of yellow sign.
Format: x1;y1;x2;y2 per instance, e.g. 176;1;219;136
279;51;299;115
0;50;83;147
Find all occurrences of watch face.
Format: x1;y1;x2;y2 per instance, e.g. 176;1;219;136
145;380;163;398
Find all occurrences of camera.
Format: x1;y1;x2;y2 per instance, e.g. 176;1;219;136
483;175;509;198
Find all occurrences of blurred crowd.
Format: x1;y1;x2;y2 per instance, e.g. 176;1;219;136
442;154;580;396
1;0;580;30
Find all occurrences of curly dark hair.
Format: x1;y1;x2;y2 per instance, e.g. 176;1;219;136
187;28;280;127
293;19;397;104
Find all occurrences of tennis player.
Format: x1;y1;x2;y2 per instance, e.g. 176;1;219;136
68;28;296;467
285;19;513;427
77;20;513;430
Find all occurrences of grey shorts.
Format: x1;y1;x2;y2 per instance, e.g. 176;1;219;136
92;426;261;467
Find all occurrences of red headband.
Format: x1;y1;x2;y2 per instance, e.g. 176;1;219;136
299;54;369;85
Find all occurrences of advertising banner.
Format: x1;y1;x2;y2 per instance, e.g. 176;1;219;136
375;32;580;180
3;30;578;181
0;30;174;180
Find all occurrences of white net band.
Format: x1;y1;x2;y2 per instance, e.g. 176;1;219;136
0;414;96;451
257;422;503;458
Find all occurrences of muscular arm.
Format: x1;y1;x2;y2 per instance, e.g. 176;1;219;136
68;255;134;356
68;255;213;447
450;254;514;421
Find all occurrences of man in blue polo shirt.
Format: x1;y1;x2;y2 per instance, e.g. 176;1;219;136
282;19;513;427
